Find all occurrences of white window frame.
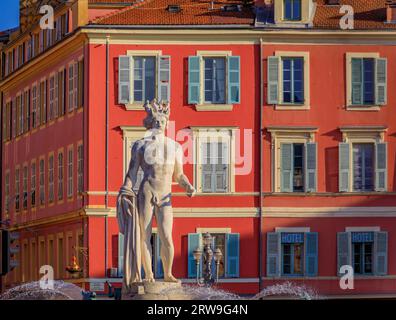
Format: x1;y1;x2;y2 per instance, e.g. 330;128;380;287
191;127;236;194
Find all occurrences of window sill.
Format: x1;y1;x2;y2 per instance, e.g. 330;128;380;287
346;105;381;111
275;104;310;111
195;104;233;112
124;103;145;111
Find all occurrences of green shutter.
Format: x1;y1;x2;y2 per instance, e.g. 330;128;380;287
375;142;387;192
374;231;388;276
188;233;202;278
280;143;293;192
305;143;317;192
118;56;131;104
351;58;363;105
375;58;387;105
339;143;350;192
337;232;351;276
188;56;200;104
227;56;240;104
118;233;124;277
225;233;240;278
304;232;318;277
158;56;171;103
266;232;280;277
267;56;279;104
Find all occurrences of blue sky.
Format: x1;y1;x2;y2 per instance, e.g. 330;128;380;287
0;0;19;32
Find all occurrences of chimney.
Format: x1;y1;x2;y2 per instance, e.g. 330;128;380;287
386;0;396;23
71;0;89;31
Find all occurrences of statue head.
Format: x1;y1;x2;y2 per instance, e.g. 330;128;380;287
143;99;170;133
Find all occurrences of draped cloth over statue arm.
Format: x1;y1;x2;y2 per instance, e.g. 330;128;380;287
116;141;142;291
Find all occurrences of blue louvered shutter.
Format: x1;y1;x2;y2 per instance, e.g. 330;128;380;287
158;55;171;103
351;58;363;105
267;56;279;104
305;143;317;192
337;232;351;276
201;142;213;192
188;56;200;104
118;233;124;277
266;232;280;277
375;142;387;192
118;56;131;104
155;234;164;278
215;143;228;192
375;58;387;105
304;232;318;277
280;143;293;192
225;233;240;278
339;143;350;192
188;233;202;278
374;231;388;276
227;56;240;104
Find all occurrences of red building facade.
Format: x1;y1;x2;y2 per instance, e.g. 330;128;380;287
2;0;396;298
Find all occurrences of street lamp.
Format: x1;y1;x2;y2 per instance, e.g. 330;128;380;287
193;233;222;286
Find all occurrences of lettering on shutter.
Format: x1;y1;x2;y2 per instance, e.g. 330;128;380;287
267;56;279;104
339;143;350;192
266;232;280;277
375;142;387;191
158;56;171;103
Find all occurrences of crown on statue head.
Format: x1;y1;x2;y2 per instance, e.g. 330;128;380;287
144;99;170;120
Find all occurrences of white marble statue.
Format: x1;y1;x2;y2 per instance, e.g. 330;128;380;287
117;99;195;293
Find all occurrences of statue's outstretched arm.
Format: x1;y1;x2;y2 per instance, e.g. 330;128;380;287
173;144;195;197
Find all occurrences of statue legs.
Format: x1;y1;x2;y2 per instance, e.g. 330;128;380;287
156;205;179;283
138;193;155;282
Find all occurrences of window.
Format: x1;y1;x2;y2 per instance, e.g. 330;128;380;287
282;57;304;104
39;159;45;206
352;143;374;192
193;128;236;193
17;94;23;136
338;128;387;192
77;145;83;194
281;233;304;276
204;57;226;104
268;127;317;193
15;168;20;212
338;231;388;276
188;54;240;109
267;52;309;109
58;236;64;279
68;64;74;111
39;80;46;125
267;231;318;277
31;162;36;207
67;148;73;198
58;69;65;116
48;155;54;203
23;166;28;210
284;0;301;20
347;54;387;108
58;152;64;201
187;232;240;279
49;76;55;121
118;54;170;108
23;90;30;133
74;62;78;109
78;59;84;108
5;172;10;215
3;101;11;141
32;85;38;128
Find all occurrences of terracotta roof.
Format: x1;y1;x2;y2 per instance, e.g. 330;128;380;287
314;0;396;30
90;0;255;25
88;0;135;3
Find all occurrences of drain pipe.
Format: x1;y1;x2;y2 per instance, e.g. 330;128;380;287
258;38;264;293
104;35;110;277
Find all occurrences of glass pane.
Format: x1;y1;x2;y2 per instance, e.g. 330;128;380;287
353;243;362;274
353;144;374;191
293;144;304;192
204;58;225;104
293;244;303;274
212;234;225;278
144;57;156;101
363;58;374;105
